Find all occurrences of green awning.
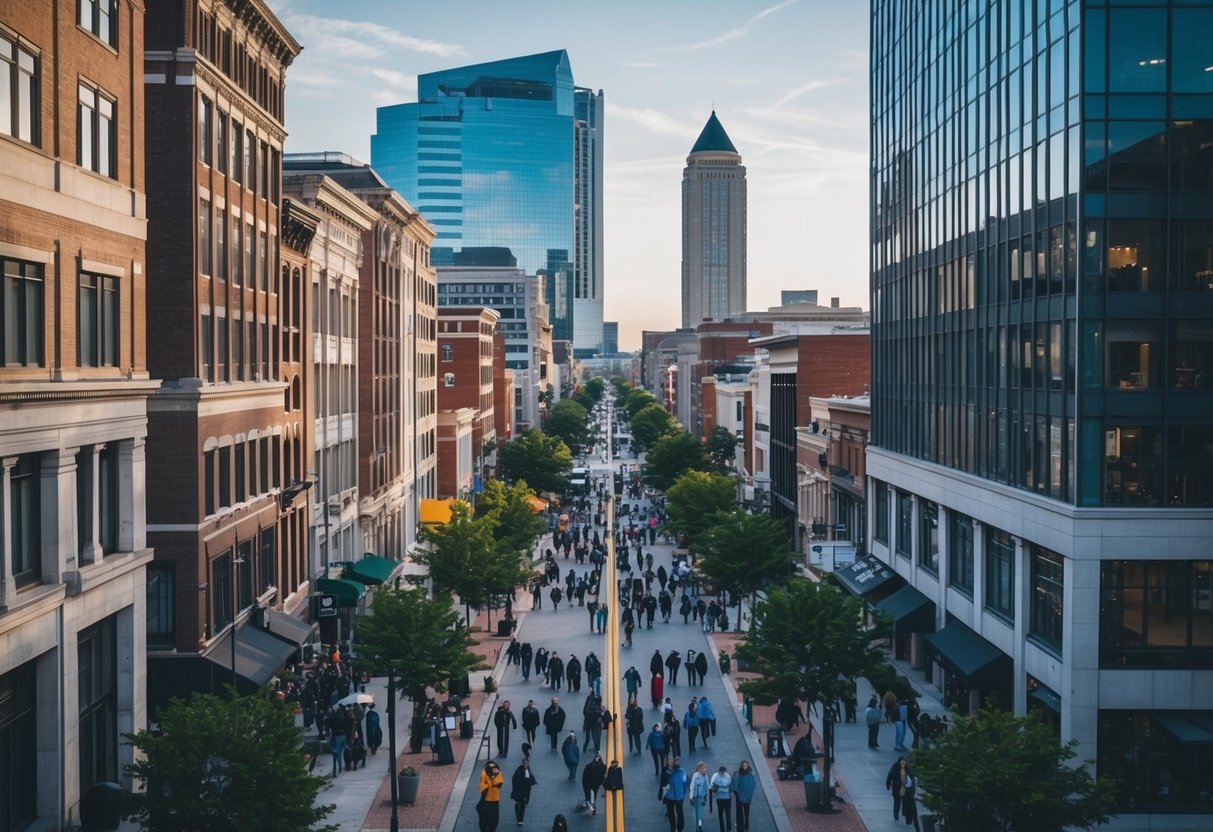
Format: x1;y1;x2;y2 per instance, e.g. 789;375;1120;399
349;555;398;586
875;585;936;634
1153;714;1213;745
925;620;1011;690
317;577;367;607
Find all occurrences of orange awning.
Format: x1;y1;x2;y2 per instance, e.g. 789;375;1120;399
528;495;548;514
420;498;455;525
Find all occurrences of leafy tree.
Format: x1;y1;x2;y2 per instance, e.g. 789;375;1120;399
630;402;678;452
644;430;710;491
611;377;633;407
476;478;547;565
583;377;605;404
625;388;658;419
355;584;481;703
499;428;573;495
124;691;336;832
414;501;497;624
736;579;888;712
698;508;796;629
706;425;740;473
544;399;589;454
912;708;1116;832
664;470;737;550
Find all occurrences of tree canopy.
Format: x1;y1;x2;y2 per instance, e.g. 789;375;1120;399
698;508;796;626
644;430;711;491
543;399;589;454
476;478;547;566
912;707;1116;832
663;470;737;550
583;377;605;404
706;425;740;473
124;691;336;832
735;579;888;711
414;501;498;623
354;584;481;702
630;402;678;452
498;428;572;495
611;377;633;407
624;387;659;419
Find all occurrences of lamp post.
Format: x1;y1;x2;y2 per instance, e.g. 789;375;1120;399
387;670;400;832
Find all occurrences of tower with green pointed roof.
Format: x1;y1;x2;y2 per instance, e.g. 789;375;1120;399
682;111;747;328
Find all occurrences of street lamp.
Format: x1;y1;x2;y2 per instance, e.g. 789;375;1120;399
387;670;400;832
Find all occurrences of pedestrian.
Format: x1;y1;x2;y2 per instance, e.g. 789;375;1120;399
511;759;538;826
902;769;922;831
650;649;665;678
365;703;382;755
604;759;624;798
327;706;348;777
548;653;565;692
520;642;533;681
494;700;517;757
477;760;504;832
883;690;898;724
581;752;606;814
895;696;910;752
732;761;756;832
688;761;710;831
693;652;709;689
583;696;604;752
550;585;563;611
544;697;566;751
865;695;882;749
906;695;921;749
663;713;682;759
626;697;646;754
522;699;541;746
550;813;569;832
535;647;549;682
683;702;701;752
697;696;716;746
566;654;582;693
647;723;667;775
709;765;733;832
665;650;682;685
680;595;693;624
885;756;913;821
624;666;642;698
663;756;688;832
561;731;581;781
651;672;664;710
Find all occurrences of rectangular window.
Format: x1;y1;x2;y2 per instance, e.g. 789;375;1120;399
78;272;118;367
259;141;269;197
79;0;116;46
245;221;254;290
217;445;231;509
1;33;39;144
258;231;267;290
948;511;975;594
1098;709;1213;813
2;256;44;366
918;499;939;573
211;550;232;632
230;121;241;183
441;344;453;362
78;83;115;177
985;528;1016;620
146;563;175;649
215;111;226;173
232;315;243;380
234;441;246;503
200;313;212;382
198;199;211;275
203;448;215;516
10;453;42;587
78;614;117;792
0;663;38;829
244;128;254;189
216;315;227;382
895;490;912;559
874;481;889;544
258;527;275;594
1030;545;1064;654
197;95;210;164
214;212;226;282
231;217;241;287
237;539;254;610
1100;560;1213;669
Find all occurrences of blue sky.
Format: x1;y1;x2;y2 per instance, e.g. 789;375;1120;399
267;0;870;350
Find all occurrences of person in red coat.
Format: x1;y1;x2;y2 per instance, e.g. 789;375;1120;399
650;672;664;710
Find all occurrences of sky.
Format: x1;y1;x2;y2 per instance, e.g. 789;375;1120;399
266;0;871;351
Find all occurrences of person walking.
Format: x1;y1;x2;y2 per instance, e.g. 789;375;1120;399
697;696;716;747
604;759;624;802
626;697;646;754
885;756;913;821
865;695;882;749
550;585;563;611
511;759;538;826
585;652;602;697
565;654;582;693
651;672;665;710
581;752;607;815
544;697;566;751
902;767;922;831
647;723;667;775
683;703;701;753
732;761;756;832
494;700;517;757
364;703;382;755
650;649;664;678
665;650;682;685
561;731;581;781
709;765;733;832
895;697;910;752
521;699;541;746
520;642;534;681
548;653;565;692
326;706;348;777
694;651;709;689
663;757;688;832
624;666;642;699
688;761;710;831
549;813;569;832
663;713;682;759
477;760;505;832
583;696;603;753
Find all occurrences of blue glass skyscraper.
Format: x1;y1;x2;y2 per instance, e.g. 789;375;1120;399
371;50;604;353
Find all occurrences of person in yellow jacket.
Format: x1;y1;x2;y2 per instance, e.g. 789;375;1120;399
477;760;505;832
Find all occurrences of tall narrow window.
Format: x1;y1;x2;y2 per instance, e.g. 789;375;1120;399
198;199;211;275
234;440;246;503
258;527;275;594
244;128;254;187
146;564;175;649
0;663;37;828
211;550;232;631
197;95;210;164
895;490;912;558
215;111;226;173
1;33;40;145
2;256;44;366
78;272;119;367
216;315;228;382
1031;546;1064;653
79;0;117;46
918;499;939;573
231;217;241;287
948;511;975;594
985;529;1016;620
214;214;226;282
97;442;119;554
200;313;213;382
78;83;115;178
78;615;118;793
10;453;42;587
230;121;241;183
203;448;215;516
217;445;231;509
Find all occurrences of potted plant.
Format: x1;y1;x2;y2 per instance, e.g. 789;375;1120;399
397;766;421;805
484;675;498;693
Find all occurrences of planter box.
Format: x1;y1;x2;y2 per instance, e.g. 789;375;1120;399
397;774;421;805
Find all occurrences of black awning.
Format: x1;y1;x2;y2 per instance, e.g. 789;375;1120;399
1029;684;1062;714
833;554;901;597
205;622;296;688
1153;714;1213;745
265;608;315;649
925;620;1012;690
874;585;936;633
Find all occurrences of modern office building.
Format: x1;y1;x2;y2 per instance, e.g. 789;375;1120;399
869;1;1213;825
682;112;747;328
370;51;605;354
0;3;157;825
603;321;619;355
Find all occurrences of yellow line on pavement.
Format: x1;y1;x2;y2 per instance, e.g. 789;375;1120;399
604;489;625;831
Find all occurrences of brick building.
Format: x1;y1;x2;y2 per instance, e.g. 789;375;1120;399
0;0;158;825
492;331;515;448
438;307;499;484
142;0;307;708
436;408;476;500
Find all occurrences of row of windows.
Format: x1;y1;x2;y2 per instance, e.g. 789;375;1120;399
201;433;301;518
195;9;283;120
199;313;275;384
197;198;271;289
197;96;280;203
2;257;123;369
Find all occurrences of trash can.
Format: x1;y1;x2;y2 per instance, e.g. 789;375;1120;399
921;815;940;832
803;773;823;811
496;619;512;637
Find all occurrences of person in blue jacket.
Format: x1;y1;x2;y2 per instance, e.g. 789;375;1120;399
562;731;581;781
647;723;667;776
697;696;717;746
682;702;702;752
662;756;688;832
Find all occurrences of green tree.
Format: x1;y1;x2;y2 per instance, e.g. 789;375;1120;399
643;430;711;491
736;579;888;711
912;708;1116;832
664;470;737;550
698;508;796;629
611;377;633;407
355;584;481;703
630;402;678;452
414;501;497;624
123;692;337;832
583;377;605;404
625;388;658;419
544;399;589;454
498;428;573;495
706;425;740;473
476;478;547;565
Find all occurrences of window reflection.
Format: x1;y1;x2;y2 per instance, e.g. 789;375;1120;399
1168;427;1213;507
1107;220;1164;291
1170;120;1213;191
1107;121;1167;191
1107;8;1168;93
1172;320;1213;389
1107;321;1161;389
1104;425;1163;506
1171;221;1213;291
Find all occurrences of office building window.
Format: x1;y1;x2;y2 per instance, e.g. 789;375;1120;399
146;563;175;649
258;527;275;594
215;111;225;173
441;344;453;362
1104;425;1162;506
78;83;115;177
2;256;44;366
214;213;226;282
1100;560;1213;669
230;121;241;183
217;444;231;509
79;0;116;46
78;615;117;793
234;441;246;503
197;96;210;164
216;315;228;382
918;499;939;574
198;199;211;275
874;480;889;544
203;448;215;516
1;33;39;144
0;662;37;829
244;128;254;188
200;313;213;382
78;272;118;367
10;453;41;588
948;511;975;595
985;528;1015;620
1030;546;1064;654
231;218;241;287
895;490;912;559
211;550;232;632
1098;709;1213;814
237;539;254;611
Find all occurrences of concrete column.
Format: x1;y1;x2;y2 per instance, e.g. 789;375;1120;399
42;448;79;583
120;437;146;551
1012;537;1029;715
1;457;16;609
35;646;63;825
117;603;144;792
81;446;103;565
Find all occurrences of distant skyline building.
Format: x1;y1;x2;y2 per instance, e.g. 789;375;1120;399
602;321;619;355
781;289;818;305
682;111;747;328
370;50;605;355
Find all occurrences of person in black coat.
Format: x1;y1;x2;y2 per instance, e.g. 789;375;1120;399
494;700;518;757
520;642;534;681
693;651;709;687
665;650;682;685
581;753;607;814
521;699;541;745
511;759;538;824
548;653;565;691
565;654;583;693
650;649;664;678
543;697;567;750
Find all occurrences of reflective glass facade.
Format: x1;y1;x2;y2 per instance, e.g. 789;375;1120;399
871;0;1213;508
372;51;603;350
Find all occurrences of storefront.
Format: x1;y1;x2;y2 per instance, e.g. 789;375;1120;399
924;619;1012;714
875;584;936;668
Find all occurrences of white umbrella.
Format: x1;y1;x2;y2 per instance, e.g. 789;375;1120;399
336;692;374;707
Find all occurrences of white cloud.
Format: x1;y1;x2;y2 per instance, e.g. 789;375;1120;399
284;14;465;58
772;77;848;108
664;0;799;52
607;104;698;138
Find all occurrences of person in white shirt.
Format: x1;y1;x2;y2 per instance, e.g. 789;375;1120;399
688;761;710;830
709;766;734;832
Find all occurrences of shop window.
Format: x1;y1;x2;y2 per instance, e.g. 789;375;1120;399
1098;709;1213;813
1030;546;1064;654
146;563;175;649
78;615;117;793
1100;561;1213;669
985;528;1015;620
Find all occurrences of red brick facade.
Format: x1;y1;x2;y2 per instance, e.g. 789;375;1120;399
438;307;499;474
